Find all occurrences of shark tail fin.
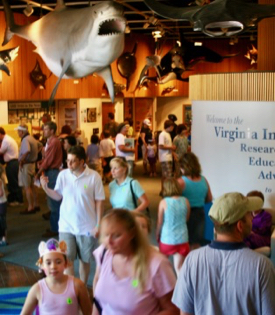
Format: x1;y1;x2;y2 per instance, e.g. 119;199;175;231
97;66;115;103
3;27;14;46
2;0;16;46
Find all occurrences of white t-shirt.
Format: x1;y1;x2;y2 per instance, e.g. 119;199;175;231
158;130;173;162
0;134;18;162
55;166;105;235
100;138;115;158
115;133;134;161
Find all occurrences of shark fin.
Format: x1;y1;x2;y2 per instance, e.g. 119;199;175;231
48;59;71;106
0;64;10;76
2;0;16;46
97;66;114;102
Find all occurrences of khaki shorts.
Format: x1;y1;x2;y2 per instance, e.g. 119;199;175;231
160;161;173;178
18;163;36;187
59;232;98;263
142;145;148;164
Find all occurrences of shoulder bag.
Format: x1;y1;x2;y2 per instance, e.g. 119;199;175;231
130;179;151;217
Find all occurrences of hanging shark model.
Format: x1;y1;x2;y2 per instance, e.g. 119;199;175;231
1;0;126;104
0;46;19;76
144;0;275;37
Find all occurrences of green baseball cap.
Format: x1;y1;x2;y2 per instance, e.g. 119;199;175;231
209;192;264;225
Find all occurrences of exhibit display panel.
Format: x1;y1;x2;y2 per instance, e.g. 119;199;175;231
192;101;275;207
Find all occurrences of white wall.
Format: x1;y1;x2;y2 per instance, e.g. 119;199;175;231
78;98;123;148
156;96;190;131
0;101;8;124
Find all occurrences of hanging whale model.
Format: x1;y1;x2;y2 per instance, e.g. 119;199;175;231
144;0;275;37
135;37;237;88
1;0;126;104
0;46;19;76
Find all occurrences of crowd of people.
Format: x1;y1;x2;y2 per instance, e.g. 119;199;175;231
0;112;274;314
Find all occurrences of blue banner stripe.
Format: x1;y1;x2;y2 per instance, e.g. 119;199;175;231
0;300;24;306
0;308;21;314
0;292;28;299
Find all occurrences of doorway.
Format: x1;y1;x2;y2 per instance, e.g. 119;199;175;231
102;102;115;131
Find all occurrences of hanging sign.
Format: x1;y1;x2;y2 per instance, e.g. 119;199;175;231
9;102;41;109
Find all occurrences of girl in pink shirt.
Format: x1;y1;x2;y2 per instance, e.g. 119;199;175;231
20;238;91;315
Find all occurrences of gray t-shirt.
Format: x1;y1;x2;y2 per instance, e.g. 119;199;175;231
172;242;275;315
19;135;38;163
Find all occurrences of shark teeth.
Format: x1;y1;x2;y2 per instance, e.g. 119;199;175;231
98;18;126;35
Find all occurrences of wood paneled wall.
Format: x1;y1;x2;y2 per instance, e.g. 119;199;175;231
0;11;256;102
258;0;275;71
189;72;275;101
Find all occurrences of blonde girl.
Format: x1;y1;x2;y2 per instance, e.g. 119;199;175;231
157;178;190;276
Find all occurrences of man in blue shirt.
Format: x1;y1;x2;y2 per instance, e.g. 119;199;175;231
172;192;275;315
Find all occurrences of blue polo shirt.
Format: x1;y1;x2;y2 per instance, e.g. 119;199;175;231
109;177;145;211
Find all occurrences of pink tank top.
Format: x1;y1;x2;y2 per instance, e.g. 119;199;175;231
38;275;79;315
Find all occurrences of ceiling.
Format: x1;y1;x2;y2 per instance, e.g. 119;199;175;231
0;0;258;41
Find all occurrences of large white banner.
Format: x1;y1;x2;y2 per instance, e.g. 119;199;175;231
192;101;275;208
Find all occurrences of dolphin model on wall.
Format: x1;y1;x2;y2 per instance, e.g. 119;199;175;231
0;46;19;76
2;0;126;104
135;37;236;88
144;0;275;37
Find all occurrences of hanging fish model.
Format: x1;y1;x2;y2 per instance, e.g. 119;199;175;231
1;0;126;104
30;60;48;89
144;0;275;37
0;46;19;76
244;44;258;65
117;42;138;91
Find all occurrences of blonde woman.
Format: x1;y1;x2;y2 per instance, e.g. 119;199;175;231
109;157;149;212
92;209;178;315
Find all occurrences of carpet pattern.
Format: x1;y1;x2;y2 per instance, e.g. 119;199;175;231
0;286;30;315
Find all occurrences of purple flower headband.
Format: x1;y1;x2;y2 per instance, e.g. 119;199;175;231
38;238;67;258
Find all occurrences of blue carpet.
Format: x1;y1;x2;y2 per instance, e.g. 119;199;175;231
0;286;30;315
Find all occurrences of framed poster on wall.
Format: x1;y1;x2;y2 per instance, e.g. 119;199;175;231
183;105;192;125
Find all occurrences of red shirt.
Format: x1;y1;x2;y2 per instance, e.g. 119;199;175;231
39;136;63;171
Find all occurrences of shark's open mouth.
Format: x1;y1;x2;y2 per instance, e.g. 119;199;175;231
98;18;126;35
205;21;244;37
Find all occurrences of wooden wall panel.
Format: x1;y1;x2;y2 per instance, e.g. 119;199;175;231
0;11;258;102
258;0;275;71
190;72;275;101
